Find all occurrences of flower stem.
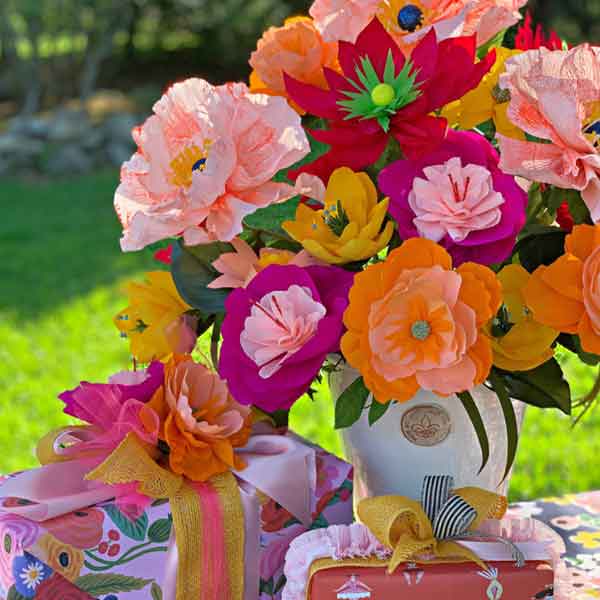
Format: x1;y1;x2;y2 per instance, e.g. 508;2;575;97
211;314;224;370
572;367;600;427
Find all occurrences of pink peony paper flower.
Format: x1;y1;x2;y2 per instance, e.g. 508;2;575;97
208;238;320;290
497;45;600;221
219;264;353;411
115;78;310;251
379;130;527;266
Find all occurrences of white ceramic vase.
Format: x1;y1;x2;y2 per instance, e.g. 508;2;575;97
329;365;526;509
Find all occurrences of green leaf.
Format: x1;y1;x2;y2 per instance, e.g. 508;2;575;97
274;575;288;594
75;573;153;595
477;29;506;59
557;333;600;366
457;390;490;474
368;399;392;426
7;586;27;600
151;582;163;600
170;240;232;313
103;504;149;542
489;369;520;482
335;377;370;429
498;358;572;415
516;227;567;273
148;517;172;543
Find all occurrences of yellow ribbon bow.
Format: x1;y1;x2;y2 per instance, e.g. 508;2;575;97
357;482;508;573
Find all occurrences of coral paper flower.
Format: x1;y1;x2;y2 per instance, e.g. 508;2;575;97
283;167;394;264
341;238;501;403
486;264;558;371
249;17;339;107
219;264;354;411
497;45;600;222
309;0;380;44
442;47;525;140
114;271;196;363
208;237;319;289
524;224;600;355
114;78;310;250
148;355;252;482
285;19;495;180
378;130;527;266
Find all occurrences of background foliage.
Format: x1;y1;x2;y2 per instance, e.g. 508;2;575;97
0;1;599;499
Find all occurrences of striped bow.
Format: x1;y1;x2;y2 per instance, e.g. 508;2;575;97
357;475;510;574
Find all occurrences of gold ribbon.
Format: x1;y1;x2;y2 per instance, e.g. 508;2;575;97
357;487;508;573
38;431;245;600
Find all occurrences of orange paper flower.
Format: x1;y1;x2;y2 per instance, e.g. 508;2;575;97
524;224;600;355
249;17;339;107
341;238;501;403
148;355;252;481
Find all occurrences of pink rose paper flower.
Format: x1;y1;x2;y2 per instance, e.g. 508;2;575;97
379;129;527;266
219;264;353;411
497;45;600;221
115;78;310;250
208;238;320;290
309;0;380;44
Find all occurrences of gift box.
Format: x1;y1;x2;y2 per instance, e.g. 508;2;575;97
282;521;556;600
0;433;353;600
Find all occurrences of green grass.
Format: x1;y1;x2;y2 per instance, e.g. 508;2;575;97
1;171;600;500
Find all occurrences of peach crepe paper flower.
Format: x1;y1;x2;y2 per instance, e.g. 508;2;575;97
341;238;501;403
524;224;600;356
309;0;380;44
249;17;339;109
114;78;310;251
497;45;600;222
148;354;252;482
208;238;320;290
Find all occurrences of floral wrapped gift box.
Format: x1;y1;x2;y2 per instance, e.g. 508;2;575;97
0;361;353;600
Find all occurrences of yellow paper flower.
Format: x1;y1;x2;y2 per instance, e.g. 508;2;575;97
283;167;394;264
114;271;193;363
485;264;558;372
443;48;524;140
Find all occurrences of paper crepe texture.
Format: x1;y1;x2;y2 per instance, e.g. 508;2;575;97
0;441;353;600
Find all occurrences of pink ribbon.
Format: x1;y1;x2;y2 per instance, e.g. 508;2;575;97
0;431;317;600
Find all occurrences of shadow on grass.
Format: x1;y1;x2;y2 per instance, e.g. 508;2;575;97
0;170;155;319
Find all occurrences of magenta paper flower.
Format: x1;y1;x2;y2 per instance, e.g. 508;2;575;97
115;78;310;251
219;265;353;411
379;130;526;266
497;45;600;221
285;18;494;181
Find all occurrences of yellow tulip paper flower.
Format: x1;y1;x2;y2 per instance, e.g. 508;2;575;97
486;264;558;371
114;271;194;363
283;167;394;264
443;48;524;140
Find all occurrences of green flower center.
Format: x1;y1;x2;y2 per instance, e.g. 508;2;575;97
324;200;350;237
371;83;395;106
492;84;511;104
411;320;431;341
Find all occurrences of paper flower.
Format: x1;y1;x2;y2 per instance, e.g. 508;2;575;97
309;0;380;44
524;225;600;355
485;264;558;371
515;12;564;51
442;47;525;139
208;238;319;289
249;17;339;109
283;167;394;264
0;516;40;591
114;271;196;363
378;130;527;266
148;355;252;482
42;509;105;550
341;238;501;403
285;19;494;181
497;45;600;222
219;265;353;411
114;78;310;250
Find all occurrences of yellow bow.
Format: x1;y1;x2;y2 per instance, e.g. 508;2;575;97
39;430;245;600
357;488;507;573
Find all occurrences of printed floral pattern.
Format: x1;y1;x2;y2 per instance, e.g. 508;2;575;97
0;445;353;600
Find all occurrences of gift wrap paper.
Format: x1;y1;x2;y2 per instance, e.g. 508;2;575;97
0;443;353;600
308;561;554;599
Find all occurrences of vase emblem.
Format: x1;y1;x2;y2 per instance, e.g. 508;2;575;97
400;404;452;447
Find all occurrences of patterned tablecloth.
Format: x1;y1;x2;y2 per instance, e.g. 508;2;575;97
509;491;600;599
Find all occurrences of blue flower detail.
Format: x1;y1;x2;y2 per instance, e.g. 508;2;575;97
397;4;424;32
12;552;52;598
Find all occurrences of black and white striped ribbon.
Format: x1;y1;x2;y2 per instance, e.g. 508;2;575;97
421;475;454;523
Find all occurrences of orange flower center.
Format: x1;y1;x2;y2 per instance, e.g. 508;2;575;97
169;141;211;188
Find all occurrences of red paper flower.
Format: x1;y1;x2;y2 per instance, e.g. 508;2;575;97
515;12;564;51
285;18;495;180
556;202;574;233
153;244;173;265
